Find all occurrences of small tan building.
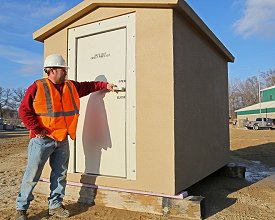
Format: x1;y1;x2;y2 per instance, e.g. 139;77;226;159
34;0;234;196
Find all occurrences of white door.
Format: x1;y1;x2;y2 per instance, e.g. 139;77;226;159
68;14;136;179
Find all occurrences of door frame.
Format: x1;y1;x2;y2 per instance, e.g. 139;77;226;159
67;13;136;180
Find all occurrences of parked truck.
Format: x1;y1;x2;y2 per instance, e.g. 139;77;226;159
0;118;16;131
0;118;3;130
245;117;275;130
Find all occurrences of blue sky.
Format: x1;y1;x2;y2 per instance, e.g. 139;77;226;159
186;0;275;82
0;0;275;89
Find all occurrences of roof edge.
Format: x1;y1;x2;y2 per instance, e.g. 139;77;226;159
261;85;275;92
33;0;178;42
235;100;275;112
33;1;95;42
33;0;234;62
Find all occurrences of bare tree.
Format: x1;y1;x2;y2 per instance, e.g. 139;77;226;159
0;87;9;118
229;78;243;118
11;88;26;110
0;87;26;124
239;76;259;106
0;86;26;116
229;76;260;118
260;69;275;88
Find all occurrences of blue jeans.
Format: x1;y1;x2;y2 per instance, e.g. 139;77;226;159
16;136;70;211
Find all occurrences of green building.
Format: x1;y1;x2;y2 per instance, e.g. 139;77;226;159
235;85;275;123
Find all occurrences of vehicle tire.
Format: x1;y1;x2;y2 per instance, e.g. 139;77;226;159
253;124;259;130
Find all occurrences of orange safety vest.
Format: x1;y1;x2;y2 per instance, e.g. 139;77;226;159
33;78;80;141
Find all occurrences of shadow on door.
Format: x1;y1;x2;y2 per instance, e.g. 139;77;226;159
78;75;111;204
81;75;112;175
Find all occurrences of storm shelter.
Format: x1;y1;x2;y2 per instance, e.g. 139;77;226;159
33;0;234;196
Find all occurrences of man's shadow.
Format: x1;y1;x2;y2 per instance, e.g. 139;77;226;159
81;75;112;175
76;75;112;214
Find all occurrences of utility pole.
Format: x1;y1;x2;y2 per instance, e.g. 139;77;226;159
258;69;262;118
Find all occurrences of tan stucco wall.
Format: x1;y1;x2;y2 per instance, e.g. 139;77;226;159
42;8;175;195
172;11;229;192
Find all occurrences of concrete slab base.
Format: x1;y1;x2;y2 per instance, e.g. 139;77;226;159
34;180;205;219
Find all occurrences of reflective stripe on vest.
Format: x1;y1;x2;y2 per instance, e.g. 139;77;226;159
34;78;80;141
35;78;79;117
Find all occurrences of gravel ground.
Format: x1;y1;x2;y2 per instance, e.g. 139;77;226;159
0;128;274;220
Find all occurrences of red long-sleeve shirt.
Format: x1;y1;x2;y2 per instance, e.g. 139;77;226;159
19;79;108;138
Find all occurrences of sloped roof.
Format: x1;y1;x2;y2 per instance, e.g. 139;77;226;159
33;0;234;62
261;85;275;92
235;100;275;112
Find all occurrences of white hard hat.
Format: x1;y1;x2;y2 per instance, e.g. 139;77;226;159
44;54;69;68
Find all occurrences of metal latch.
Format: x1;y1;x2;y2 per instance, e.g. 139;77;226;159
115;79;126;92
114;86;126;92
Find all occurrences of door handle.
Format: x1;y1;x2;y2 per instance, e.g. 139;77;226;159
114;86;126;92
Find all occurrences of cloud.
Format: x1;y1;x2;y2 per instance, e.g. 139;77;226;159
0;1;80;80
0;1;67;18
30;2;67;18
232;0;244;7
0;44;43;76
0;1;71;77
0;1;67;33
19;66;42;76
234;0;275;38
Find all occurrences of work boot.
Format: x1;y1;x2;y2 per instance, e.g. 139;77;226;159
15;210;27;220
49;205;70;218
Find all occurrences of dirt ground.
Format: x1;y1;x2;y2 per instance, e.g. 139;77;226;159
0;127;275;220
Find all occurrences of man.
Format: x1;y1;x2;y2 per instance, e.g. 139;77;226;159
16;54;116;220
